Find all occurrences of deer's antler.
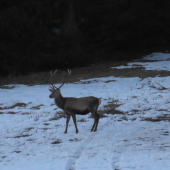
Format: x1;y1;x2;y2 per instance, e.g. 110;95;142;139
58;69;71;89
49;69;57;90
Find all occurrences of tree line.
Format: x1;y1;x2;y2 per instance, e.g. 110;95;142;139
1;0;170;76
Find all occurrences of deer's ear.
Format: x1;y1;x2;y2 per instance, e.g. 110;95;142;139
49;89;53;92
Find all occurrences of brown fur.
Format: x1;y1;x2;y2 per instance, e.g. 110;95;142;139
49;88;101;133
49;69;101;133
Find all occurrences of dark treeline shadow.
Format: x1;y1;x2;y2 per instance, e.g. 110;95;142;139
1;0;170;76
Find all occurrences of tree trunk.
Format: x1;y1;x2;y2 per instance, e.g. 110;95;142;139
62;0;82;45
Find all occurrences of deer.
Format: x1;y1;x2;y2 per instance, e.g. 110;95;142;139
49;69;101;133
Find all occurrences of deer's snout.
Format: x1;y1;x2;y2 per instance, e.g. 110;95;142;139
49;94;52;98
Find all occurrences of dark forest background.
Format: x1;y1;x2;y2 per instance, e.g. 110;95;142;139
1;0;170;77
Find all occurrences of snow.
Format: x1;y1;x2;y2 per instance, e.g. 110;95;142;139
111;52;170;71
143;52;170;60
1;52;170;170
111;60;170;71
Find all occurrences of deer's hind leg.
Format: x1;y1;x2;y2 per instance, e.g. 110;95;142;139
94;113;100;131
90;105;100;132
71;113;79;133
91;121;96;132
91;113;100;132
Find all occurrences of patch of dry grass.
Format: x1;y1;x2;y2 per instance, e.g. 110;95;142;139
69;138;81;142
149;82;168;90
99;101;124;116
0;85;15;89
142;114;170;122
1;60;170;86
49;112;66;121
51;139;62;144
13;151;21;153
22;112;31;115
44;123;50;126
104;80;116;83
25;127;34;131
0;103;27;110
14;134;32;138
31;104;44;110
7;111;17;114
77;118;86;122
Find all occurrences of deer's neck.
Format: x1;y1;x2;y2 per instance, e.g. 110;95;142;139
54;93;66;110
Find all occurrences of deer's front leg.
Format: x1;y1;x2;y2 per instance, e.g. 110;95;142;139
71;113;78;133
64;114;70;133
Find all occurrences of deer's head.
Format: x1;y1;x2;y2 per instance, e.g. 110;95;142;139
49;88;61;98
49;69;71;99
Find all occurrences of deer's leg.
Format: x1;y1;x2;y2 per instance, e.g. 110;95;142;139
71;114;78;133
91;121;96;132
90;108;98;132
91;115;99;132
94;114;100;131
64;114;71;133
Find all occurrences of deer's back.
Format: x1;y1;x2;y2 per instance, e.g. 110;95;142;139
64;96;100;113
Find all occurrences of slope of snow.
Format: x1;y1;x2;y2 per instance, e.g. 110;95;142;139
111;52;170;70
143;52;170;60
1;53;170;170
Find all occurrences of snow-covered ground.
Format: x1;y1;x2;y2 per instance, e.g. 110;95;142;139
1;53;170;170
